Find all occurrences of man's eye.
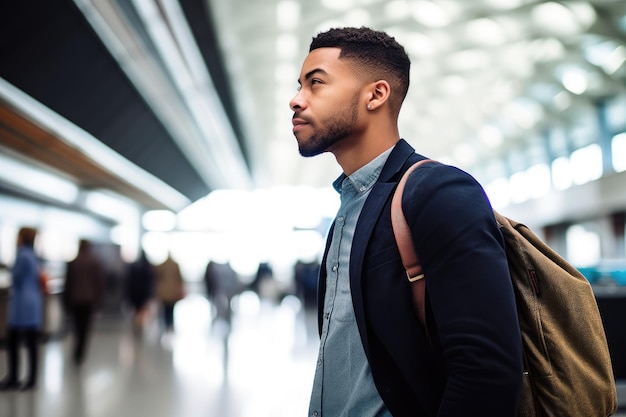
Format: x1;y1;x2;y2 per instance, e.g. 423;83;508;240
311;79;321;85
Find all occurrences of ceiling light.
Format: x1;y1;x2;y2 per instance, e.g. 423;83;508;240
452;143;477;165
605;46;626;75
505;97;544;130
560;67;589;95
402;32;436;56
0;153;79;205
358;0;386;5
276;1;300;30
484;177;511;209
441;75;468;95
315;19;346;34
131;0;253;190
612;133;626;173
321;0;356;11
497;42;534;78
566;2;596;30
411;1;452;28
344;8;371;26
275;33;298;59
531;2;581;36
275;63;297;84
385;0;410;21
483;0;524;10
479;125;504;148
446;49;491;72
464;18;506;46
582;38;617;66
529;38;565;62
85;190;140;223
142;210;177;232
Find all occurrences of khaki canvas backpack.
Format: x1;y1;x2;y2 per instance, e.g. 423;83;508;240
391;159;618;417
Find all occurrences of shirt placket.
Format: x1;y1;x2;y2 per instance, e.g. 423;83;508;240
310;202;347;417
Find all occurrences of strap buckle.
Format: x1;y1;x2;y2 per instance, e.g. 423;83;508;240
407;273;425;282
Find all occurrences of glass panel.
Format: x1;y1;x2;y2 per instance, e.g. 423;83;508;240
612;132;626;173
551;156;572;190
566;224;600;267
570;143;603;185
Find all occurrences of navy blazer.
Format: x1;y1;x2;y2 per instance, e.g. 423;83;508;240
317;139;523;417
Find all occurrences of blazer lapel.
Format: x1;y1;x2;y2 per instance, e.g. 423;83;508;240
349;139;418;355
350;181;396;355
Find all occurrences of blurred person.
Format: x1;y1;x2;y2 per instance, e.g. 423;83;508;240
154;252;185;333
294;258;320;312
204;260;240;329
290;27;522;416
250;261;281;302
0;227;42;391
249;262;273;296
125;250;155;332
63;239;105;365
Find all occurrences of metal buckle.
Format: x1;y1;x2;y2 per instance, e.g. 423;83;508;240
407;273;425;282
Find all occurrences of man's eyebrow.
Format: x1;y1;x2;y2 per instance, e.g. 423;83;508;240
297;68;328;85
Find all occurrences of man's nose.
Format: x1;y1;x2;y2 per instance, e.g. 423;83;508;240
290;91;304;111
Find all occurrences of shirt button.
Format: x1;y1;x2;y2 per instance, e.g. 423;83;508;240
360;186;367;192
332;265;338;272
313;412;319;417
337;216;344;222
324;313;330;319
317;359;322;366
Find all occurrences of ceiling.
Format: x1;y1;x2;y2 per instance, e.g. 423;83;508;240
1;0;625;214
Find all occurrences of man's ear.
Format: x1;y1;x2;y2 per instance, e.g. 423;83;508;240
366;80;391;111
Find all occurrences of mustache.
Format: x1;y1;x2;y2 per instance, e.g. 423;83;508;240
292;114;311;123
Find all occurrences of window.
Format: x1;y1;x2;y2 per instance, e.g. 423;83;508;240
484;177;510;209
566;224;600;267
526;163;551;198
570;144;603;185
551;156;573;190
612;132;626;173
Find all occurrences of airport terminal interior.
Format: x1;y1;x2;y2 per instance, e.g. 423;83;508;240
1;0;626;415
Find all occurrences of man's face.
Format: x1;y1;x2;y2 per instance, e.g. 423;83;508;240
290;47;364;157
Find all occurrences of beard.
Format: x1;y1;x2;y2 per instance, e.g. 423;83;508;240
297;94;360;157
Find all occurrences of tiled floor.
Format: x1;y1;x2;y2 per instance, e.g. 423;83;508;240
1;291;624;417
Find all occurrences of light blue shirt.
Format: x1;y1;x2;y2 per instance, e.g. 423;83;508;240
309;148;393;417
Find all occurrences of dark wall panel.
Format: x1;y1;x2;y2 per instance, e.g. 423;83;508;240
0;0;210;201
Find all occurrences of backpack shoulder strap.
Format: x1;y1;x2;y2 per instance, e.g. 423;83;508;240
391;159;436;325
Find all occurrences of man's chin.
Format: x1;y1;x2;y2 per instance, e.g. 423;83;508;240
297;140;322;157
299;148;322;158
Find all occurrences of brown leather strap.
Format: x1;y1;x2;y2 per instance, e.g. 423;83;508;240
391;159;435;325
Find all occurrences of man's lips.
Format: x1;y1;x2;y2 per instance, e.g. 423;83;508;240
292;117;309;133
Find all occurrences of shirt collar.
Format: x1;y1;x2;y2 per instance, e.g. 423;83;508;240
332;146;394;194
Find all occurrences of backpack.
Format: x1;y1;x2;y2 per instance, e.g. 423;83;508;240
391;159;618;417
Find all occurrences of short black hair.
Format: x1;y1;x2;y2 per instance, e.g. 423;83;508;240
310;27;410;111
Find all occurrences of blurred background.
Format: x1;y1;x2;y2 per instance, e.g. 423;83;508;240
0;0;625;416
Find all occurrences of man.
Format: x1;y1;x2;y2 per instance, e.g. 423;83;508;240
64;239;105;364
155;252;185;333
290;27;523;417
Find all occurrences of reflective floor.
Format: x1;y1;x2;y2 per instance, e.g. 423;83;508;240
0;292;320;417
1;291;624;417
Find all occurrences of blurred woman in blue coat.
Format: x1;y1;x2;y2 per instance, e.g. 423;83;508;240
0;227;43;390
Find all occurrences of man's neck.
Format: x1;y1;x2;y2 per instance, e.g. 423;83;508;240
334;135;399;176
